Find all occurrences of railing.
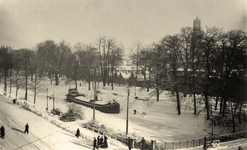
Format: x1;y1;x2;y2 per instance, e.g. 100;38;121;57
84;125;247;150
152;131;247;150
85;125;128;144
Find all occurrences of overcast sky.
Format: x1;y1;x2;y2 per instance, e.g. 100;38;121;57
0;0;246;54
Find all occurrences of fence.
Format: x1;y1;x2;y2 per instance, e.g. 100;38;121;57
153;131;247;150
84;125;247;150
85;125;127;140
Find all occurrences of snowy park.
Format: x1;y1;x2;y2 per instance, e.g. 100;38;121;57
0;78;246;149
1;0;246;149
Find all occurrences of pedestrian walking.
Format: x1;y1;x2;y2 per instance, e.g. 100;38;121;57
100;136;103;145
93;137;96;150
104;135;108;148
1;126;5;139
75;128;80;138
128;137;131;150
97;135;100;149
24;123;29;134
141;137;145;150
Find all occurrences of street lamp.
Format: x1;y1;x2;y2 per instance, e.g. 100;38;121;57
93;66;97;121
126;86;130;136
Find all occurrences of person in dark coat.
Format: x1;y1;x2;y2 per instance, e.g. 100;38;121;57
24;123;29;134
128;137;131;150
93;137;96;150
99;136;103;145
141;137;145;150
97;136;100;149
75;128;80;138
1;126;5;139
103;135;108;148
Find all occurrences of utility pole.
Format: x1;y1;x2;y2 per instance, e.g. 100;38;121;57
93;67;96;121
53;92;55;111
135;45;139;97
46;88;48;111
126;87;129;136
46;89;55;111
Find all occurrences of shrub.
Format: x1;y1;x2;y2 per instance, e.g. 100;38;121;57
66;104;84;120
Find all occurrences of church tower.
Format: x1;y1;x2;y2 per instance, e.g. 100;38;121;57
192;17;202;45
193;17;201;31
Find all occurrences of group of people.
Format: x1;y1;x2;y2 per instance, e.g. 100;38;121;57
0;123;29;139
93;135;108;149
75;128;108;149
128;137;145;150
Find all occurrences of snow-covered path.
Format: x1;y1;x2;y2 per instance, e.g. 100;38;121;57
0;96;93;150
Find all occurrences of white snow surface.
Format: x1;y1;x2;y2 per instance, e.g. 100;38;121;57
0;79;246;149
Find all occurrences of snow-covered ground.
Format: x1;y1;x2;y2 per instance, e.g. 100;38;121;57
0;95;93;150
0;93;135;150
1;79;246;146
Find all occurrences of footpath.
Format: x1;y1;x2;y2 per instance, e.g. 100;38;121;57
0;95;132;150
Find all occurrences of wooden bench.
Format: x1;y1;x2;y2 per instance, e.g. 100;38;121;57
61;116;76;122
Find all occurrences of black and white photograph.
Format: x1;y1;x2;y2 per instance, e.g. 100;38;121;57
0;0;246;149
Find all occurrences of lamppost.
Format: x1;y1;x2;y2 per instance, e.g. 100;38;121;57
93;66;97;121
46;88;48;111
126;86;130;136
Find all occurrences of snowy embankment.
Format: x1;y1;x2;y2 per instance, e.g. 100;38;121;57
0;89;132;149
2;79;246;146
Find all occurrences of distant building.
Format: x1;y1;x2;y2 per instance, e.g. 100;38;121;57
115;55;155;87
193;17;201;31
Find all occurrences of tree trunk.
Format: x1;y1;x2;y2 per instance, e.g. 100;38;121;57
215;95;219;110
176;84;181;115
111;67;114;90
74;64;77;90
88;67;91;90
220;97;223;114
55;73;59;86
156;88;159;102
230;102;237;133
143;67;146;89
31;69;33;81
4;69;7;93
174;64;181;115
222;97;227;117
25;66;28;100
205;93;210;120
34;73;37;104
204;74;210;120
193;93;196;115
50;73;53;84
156;72;159;102
9;68;12;95
15;70;19;99
239;102;242;124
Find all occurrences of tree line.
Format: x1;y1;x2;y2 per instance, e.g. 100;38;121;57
1;25;246;132
0;36;124;103
130;27;246;132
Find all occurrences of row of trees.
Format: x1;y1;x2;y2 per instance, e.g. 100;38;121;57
0;37;124;104
1;25;246;132
130;27;246;132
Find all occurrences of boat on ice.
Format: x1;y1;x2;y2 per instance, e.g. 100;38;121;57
66;88;120;113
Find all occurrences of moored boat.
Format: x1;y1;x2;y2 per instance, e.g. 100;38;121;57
66;89;120;114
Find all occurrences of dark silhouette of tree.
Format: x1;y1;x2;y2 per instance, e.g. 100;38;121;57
37;40;71;86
